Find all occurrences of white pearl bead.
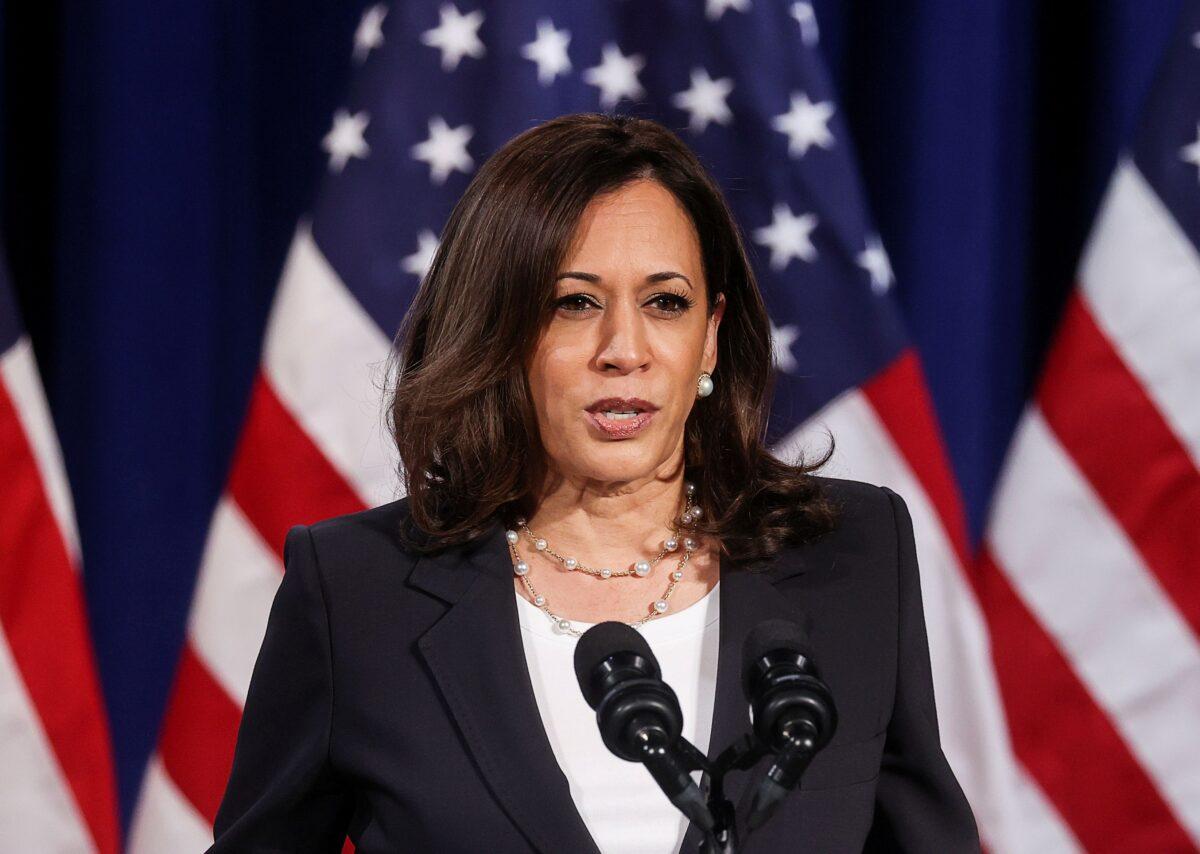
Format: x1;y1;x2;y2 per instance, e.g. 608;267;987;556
654;600;668;613
514;561;529;576
564;557;577;570
665;538;678;551
634;560;651;577
690;506;703;520
505;529;519;544
685;481;696;495
684;537;697;551
534;595;546;607
600;568;612;579
697;374;714;398
672;570;683;581
557;619;572;632
534;538;547;551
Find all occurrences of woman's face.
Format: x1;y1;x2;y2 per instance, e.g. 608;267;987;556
526;178;725;491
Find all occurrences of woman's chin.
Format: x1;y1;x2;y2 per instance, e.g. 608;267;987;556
564;449;667;486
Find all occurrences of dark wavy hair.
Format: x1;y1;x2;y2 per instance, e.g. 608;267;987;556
386;112;838;569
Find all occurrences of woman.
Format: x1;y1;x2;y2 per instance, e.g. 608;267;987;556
209;113;979;853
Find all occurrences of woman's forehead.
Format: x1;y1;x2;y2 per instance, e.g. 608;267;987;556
564;181;702;268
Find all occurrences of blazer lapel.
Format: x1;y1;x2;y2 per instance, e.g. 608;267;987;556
410;520;602;854
677;542;825;853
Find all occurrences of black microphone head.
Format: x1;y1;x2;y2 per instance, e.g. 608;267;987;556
741;618;813;701
574;621;660;708
571;627;705;824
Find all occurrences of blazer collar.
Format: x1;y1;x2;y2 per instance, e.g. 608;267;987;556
676;565;813;853
408;514;824;854
410;519;600;853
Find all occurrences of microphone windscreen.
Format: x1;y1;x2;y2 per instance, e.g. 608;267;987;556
740;618;813;701
573;621;657;701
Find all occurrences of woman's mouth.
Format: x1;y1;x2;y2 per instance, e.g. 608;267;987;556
585;409;656;438
583;397;660;438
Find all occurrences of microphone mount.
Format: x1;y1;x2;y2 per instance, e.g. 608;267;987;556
575;619;834;853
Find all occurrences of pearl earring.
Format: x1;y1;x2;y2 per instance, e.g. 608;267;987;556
696;372;714;398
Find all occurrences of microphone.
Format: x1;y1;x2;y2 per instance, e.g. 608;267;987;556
574;621;714;832
741;619;837;831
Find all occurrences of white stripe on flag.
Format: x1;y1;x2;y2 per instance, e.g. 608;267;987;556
1080;159;1200;469
188;497;283;707
988;406;1200;840
0;337;81;565
1012;767;1083;853
0;622;95;853
127;755;215;854
774;386;1076;853
263;224;399;507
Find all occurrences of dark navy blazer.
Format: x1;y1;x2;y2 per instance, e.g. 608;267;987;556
209;476;980;853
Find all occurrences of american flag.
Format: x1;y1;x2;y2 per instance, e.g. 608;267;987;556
126;1;1198;851
975;5;1200;850
0;257;119;851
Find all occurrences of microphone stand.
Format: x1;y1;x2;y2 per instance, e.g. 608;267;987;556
672;733;769;854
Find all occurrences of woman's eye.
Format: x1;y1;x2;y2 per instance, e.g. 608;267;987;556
555;294;599;313
649;293;693;314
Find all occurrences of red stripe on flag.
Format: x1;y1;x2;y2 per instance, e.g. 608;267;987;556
862;348;973;567
158;643;242;825
227;373;366;557
168;374;360;849
164;372;363;845
0;381;120;854
1037;291;1200;638
977;547;1194;852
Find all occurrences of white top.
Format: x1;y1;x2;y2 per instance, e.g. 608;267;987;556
515;583;721;854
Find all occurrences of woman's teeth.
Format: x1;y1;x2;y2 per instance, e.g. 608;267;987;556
602;410;640;420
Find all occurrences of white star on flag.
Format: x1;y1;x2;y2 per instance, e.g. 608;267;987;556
791;3;819;46
411;116;474;184
706;0;750;21
402;229;441;279
421;4;485;72
770;319;800;373
322;109;370;173
754;204;818;269
584;43;646;108
857;235;894;294
772;92;835;157
353;4;388;63
672;68;734;133
521;19;572;86
1181;123;1200;181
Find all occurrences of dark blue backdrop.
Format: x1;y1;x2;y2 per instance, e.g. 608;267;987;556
0;0;1184;832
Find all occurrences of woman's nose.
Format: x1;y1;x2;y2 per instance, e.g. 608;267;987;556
596;299;650;373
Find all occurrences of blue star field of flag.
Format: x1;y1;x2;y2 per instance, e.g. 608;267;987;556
310;0;912;441
1131;3;1200;254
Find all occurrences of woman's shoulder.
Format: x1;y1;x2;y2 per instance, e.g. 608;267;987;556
291;496;423;587
803;473;914;551
303;494;416;542
763;474;919;598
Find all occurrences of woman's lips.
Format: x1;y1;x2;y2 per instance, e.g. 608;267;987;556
584;409;656;439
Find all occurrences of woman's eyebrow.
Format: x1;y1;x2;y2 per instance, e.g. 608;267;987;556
555;270;693;290
555;271;601;282
647;271;693;290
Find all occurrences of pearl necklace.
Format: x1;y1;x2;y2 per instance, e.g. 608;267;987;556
507;482;703;637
